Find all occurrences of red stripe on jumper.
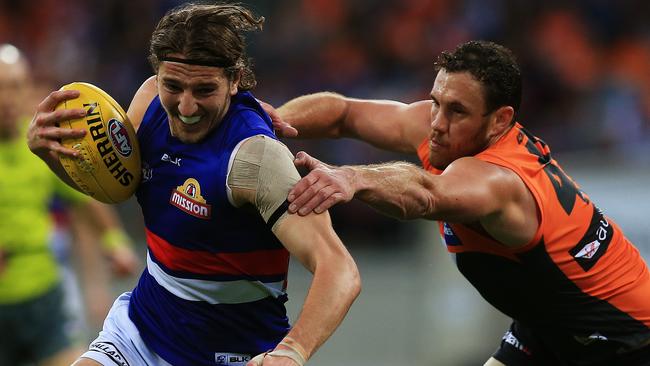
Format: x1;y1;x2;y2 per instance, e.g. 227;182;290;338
146;228;289;276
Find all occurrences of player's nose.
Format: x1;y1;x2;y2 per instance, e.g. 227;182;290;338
177;91;198;116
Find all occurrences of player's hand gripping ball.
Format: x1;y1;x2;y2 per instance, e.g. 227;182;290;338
56;82;141;203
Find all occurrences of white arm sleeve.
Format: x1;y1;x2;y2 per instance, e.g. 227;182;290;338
227;135;301;231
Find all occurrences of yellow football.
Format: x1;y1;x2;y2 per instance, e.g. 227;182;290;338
56;82;141;203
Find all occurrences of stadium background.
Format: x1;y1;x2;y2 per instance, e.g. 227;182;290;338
1;0;648;364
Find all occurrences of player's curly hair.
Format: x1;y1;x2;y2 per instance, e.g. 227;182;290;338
435;40;522;122
149;2;264;91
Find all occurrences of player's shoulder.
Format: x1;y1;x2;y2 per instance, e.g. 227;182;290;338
237;134;291;158
232;135;295;181
127;76;158;132
229;93;270;125
445;156;500;173
446;156;523;190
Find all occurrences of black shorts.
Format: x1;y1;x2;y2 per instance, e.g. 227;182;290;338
492;321;650;366
0;284;73;364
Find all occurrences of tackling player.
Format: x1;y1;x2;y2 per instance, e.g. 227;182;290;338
266;40;650;365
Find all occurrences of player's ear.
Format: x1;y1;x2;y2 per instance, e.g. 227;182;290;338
229;69;242;96
488;105;514;138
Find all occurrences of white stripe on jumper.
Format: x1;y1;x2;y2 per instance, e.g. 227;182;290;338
146;252;285;304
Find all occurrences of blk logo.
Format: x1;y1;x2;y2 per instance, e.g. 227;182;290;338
161;153;182;166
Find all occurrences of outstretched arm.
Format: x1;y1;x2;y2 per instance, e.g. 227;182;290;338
288;152;538;246
69;200;140;277
266;92;431;154
227;136;360;366
287;151;435;219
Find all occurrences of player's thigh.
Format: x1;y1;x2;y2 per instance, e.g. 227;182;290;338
71;356;104;366
484;356;506;366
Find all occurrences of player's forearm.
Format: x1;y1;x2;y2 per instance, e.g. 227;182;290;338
68;211;115;327
346;162;438;220
277;92;350;138
68;208;110;289
81;200;121;231
285;246;360;360
73;200;133;251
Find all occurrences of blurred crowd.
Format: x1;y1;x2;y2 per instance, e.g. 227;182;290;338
1;0;648;240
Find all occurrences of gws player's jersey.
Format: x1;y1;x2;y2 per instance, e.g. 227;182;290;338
417;123;650;363
132;92;290;366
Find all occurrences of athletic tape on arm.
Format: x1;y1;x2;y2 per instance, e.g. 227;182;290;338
269;336;308;364
227;135;301;231
266;348;306;365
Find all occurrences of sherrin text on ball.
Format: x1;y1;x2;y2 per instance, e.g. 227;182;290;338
56;82;141;203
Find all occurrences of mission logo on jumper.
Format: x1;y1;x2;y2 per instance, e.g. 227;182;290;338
170;178;212;219
107;118;133;157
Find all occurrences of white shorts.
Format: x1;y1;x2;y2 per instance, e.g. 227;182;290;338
80;292;172;366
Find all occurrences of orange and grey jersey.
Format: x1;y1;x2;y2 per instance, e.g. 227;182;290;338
417;123;650;361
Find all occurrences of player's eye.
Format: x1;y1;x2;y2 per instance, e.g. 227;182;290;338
164;83;182;93
196;88;215;95
452;107;466;115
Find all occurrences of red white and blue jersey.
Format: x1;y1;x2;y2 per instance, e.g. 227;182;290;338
131;92;290;366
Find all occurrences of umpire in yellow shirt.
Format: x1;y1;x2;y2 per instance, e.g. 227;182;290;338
0;43;140;366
